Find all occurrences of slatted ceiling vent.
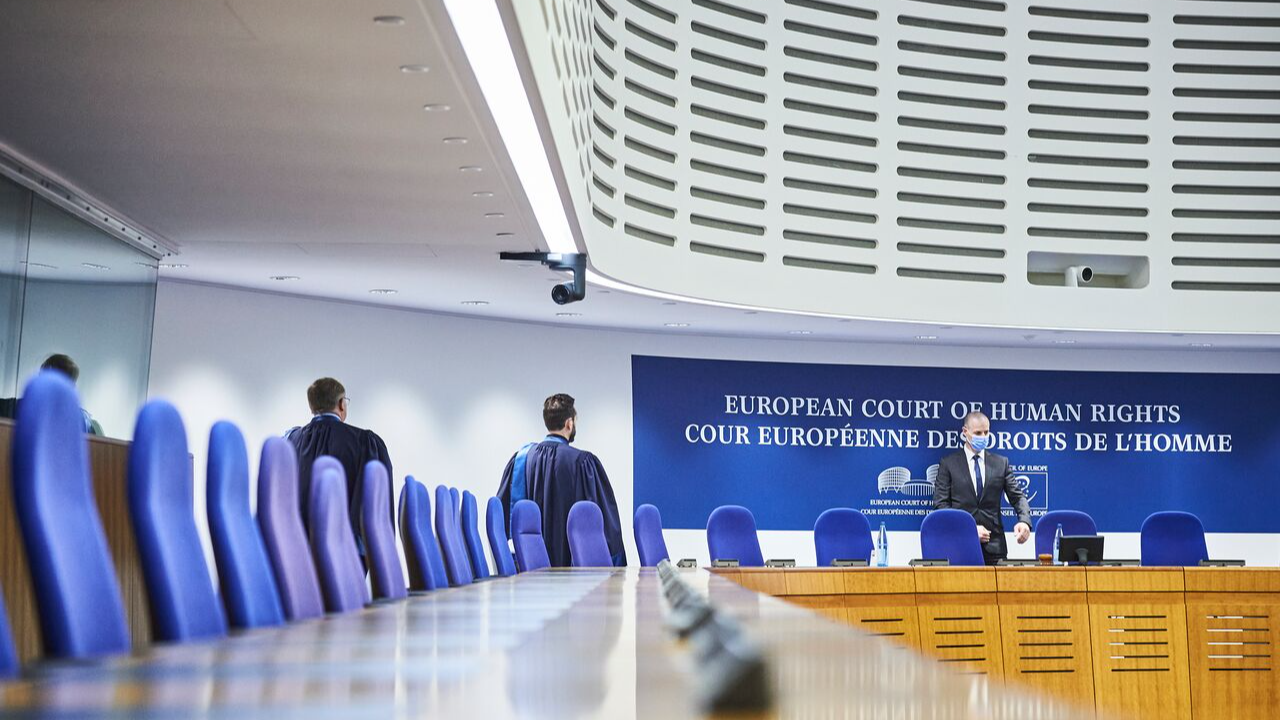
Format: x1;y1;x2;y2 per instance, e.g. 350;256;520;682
526;0;1280;328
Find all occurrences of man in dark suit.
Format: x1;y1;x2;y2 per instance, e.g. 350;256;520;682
286;377;393;560
933;411;1031;565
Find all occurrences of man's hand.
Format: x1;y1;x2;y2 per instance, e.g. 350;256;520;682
1013;522;1031;544
977;525;991;543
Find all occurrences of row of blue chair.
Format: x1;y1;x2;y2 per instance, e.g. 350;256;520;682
0;371;579;679
627;503;1215;569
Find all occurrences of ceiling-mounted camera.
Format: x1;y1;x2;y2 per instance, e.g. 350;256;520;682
499;251;587;305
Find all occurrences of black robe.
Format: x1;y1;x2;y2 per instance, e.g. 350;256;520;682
497;435;626;567
286;414;393;550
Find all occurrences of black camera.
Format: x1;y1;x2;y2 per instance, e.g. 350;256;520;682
499;251;587;305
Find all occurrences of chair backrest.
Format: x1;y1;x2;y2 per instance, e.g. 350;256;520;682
1141;511;1209;567
0;581;17;678
308;457;369;613
461;491;491;579
129;400;228;643
633;504;670;567
706;505;765;567
11;371;129;659
511;499;551;573
361;461;406;600
207;421;284;629
486;496;517;576
399;477;450;591
435;485;474;585
256;437;324;621
568;501;614;567
813;508;874;566
920;509;986;567
1034;510;1099;558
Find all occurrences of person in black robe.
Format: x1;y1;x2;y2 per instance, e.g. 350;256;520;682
497;393;626;567
285;377;392;559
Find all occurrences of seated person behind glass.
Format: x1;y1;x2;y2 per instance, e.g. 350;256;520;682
0;354;102;434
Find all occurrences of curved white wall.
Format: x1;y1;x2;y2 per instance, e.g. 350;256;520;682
513;0;1280;333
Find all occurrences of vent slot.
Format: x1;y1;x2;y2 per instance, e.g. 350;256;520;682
689;241;766;261
1173;185;1280;196
1173;209;1280;220
1174;88;1280;100
783;72;877;96
1174;137;1280;148
898;40;1006;62
625;49;677;79
899;117;1005;135
785;0;877;21
625;137;676;163
690;214;766;235
1174;113;1280;125
592;205;616;227
691;132;766;156
693;0;765;23
783;229;877;250
1028;129;1148;145
1029;80;1148;96
1173;257;1280;269
907;0;1006;11
898;217;1005;234
899;167;1006;185
784;124;876;147
625;19;676;50
1172;281;1280;293
691;186;767;209
690;158;766;183
629;0;676;23
624;223;676;246
692;49;767;76
784;151;877;173
1029;105;1148;121
1174;40;1280;52
784;98;877;122
899;15;1006;37
899;90;1006;111
899;66;1007;86
692;104;767;130
1174;64;1280;76
784;204;877;224
784;46;878;72
625;79;677;106
1029;7;1148;23
625;165;677;190
1029;56;1149;73
1030;154;1148;169
1029;227;1148;242
1029;31;1148;48
898;242;1006;259
692;76;766;103
625;194;677;218
898;267;1005;283
898;142;1005;160
1029;178;1148;193
690;21;767;50
898;192;1005;209
785;177;877;198
783;255;876;274
625;107;676;135
783;19;877;46
1172;233;1279;245
1030;203;1148;217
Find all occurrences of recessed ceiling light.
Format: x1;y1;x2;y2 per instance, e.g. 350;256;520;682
399;64;430;73
461;300;490;306
423;104;452;112
665;322;690;328
1190;342;1214;348
159;262;188;269
496;232;514;237
459;165;483;173
789;330;812;335
369;289;398;295
744;311;759;316
374;15;405;25
556;312;581;317
269;275;300;281
484;212;505;218
1053;339;1076;345
443;137;469;145
81;262;110;271
22;261;57;270
661;301;677;306
133;261;158;268
473;191;495;198
915;335;938;340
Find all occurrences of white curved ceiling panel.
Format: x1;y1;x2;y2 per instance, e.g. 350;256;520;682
511;0;1280;333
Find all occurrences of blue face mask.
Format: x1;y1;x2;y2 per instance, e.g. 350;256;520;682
967;434;991;452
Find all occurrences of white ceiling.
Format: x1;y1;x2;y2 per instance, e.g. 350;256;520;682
0;0;1276;351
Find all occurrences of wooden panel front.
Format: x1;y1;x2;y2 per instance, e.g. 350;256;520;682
1088;592;1192;720
917;593;1004;676
730;569;787;596
846;595;920;651
1185;592;1278;720
0;421;150;664
1086;567;1185;593
1184;568;1280;593
844;567;915;595
914;566;997;594
998;591;1094;709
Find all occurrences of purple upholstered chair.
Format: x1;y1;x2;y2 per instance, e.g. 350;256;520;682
309;457;369;613
129;400;227;642
1034;510;1098;559
257;437;324;621
706;505;765;567
511;500;551;573
435;484;474;586
361;461;406;600
567;501;613;567
813;508;874;567
461;491;491;580
12;371;129;659
399;477;449;591
486;496;517;577
920;509;985;567
1141;512;1209;567
633;504;670;567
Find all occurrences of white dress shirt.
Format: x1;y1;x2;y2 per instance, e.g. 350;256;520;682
965;447;986;499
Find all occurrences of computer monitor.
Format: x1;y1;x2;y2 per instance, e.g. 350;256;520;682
1059;535;1104;565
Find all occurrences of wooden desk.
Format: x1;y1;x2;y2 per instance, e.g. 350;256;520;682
0;420;151;663
714;566;1280;720
0;569;1089;718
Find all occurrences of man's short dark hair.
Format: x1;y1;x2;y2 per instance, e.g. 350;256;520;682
308;377;346;414
41;354;79;382
543;393;577;431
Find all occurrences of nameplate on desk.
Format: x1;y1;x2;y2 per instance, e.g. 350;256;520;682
1199;559;1246;567
909;559;950;567
677;558;698;569
765;559;796;568
712;559;740;568
831;559;869;567
1098;559;1140;566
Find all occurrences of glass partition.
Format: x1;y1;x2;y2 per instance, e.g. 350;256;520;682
0;174;158;438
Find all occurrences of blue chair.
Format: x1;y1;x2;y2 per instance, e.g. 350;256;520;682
0;583;17;678
399;478;449;591
129;400;227;643
813;508;874;566
1034;510;1099;559
362;461;406;600
256;437;325;621
1141;511;1209;567
207;421;284;629
435;485;474;586
12;371;129;659
461;491;491;580
309;457;369;613
706;505;764;567
486;496;517;576
633;504;670;567
920;509;985;567
568;501;614;567
512;500;551;573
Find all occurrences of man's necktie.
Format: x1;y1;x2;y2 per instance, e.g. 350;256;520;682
972;454;983;499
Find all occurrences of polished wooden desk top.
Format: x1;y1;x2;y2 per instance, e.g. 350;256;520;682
0;568;1090;718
